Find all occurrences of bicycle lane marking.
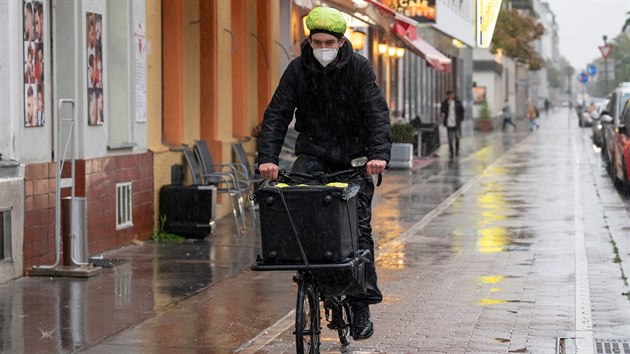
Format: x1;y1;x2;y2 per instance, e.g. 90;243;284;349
572;134;594;353
234;309;295;353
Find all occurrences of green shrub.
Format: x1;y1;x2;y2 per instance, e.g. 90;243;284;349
151;214;186;243
479;100;492;120
391;123;415;143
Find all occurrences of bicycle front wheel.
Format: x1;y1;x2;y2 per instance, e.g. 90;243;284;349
295;279;320;354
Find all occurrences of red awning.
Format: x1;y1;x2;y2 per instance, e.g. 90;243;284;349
322;0;452;72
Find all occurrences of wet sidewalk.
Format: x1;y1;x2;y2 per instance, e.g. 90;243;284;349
3;109;630;353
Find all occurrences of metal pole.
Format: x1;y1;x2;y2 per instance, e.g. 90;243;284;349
603;35;609;93
34;99;74;269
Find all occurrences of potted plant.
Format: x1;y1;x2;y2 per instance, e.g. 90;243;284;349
389;122;415;169
478;100;493;132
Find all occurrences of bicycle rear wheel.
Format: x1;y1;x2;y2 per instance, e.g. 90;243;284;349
295;279;320;354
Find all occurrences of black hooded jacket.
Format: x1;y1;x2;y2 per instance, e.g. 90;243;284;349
257;39;391;170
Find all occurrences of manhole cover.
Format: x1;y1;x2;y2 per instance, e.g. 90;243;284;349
89;258;128;268
595;339;630;354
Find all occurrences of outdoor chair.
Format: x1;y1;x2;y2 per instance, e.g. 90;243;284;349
193;139;254;229
182;145;243;231
232;141;264;193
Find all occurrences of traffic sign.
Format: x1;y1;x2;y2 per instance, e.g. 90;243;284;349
599;44;613;59
578;72;588;84
587;64;597;76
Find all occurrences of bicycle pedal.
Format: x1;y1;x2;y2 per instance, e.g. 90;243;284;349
327;321;345;330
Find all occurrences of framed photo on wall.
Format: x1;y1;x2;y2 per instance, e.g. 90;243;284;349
473;86;486;105
23;0;45;127
86;12;104;126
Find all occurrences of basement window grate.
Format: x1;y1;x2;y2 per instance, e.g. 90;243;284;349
116;182;133;229
595;339;630;354
1;207;11;261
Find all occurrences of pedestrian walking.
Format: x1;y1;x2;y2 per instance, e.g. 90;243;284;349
440;90;464;159
527;98;540;131
256;6;391;341
501;99;517;132
544;98;551;115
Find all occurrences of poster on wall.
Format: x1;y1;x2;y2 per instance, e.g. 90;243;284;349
134;20;147;123
472;86;487;105
23;0;45;127
86;12;104;126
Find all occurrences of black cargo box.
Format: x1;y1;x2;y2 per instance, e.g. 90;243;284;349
256;185;359;264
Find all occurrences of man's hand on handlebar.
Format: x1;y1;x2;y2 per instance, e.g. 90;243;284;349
259;162;279;180
366;159;387;176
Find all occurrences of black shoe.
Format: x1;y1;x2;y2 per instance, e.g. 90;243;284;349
351;303;373;340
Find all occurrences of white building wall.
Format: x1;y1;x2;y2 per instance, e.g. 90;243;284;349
434;0;475;46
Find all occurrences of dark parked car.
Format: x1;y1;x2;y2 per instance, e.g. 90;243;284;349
591;98;610;147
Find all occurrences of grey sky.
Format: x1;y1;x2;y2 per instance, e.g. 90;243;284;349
546;0;629;72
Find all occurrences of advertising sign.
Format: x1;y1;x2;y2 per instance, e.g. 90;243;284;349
86;12;104;126
476;0;502;48
473;86;487;105
381;0;436;23
23;0;45;127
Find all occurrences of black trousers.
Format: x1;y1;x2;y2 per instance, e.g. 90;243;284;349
292;155;383;305
447;127;460;157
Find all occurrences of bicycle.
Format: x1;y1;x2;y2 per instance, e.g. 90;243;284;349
251;157;379;353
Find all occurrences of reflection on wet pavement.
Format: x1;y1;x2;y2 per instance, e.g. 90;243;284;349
0;212;259;353
0;126;540;353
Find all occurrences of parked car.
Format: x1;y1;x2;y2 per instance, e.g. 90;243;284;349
601;83;630;179
591;98;610;147
606;98;630;188
579;98;604;127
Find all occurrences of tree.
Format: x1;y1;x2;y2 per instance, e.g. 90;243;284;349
491;9;545;70
610;32;630;86
622;11;630;33
546;60;561;89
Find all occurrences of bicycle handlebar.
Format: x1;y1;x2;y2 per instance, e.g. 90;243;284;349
276;168;362;185
255;162;388;187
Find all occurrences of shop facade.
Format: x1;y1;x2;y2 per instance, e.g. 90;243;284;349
0;0;151;281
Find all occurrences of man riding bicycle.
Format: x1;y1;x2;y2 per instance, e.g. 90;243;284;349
257;6;391;340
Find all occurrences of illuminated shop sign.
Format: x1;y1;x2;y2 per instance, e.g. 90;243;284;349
477;0;502;48
381;0;436;23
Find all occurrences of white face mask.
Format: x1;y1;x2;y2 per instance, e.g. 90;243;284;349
312;47;339;67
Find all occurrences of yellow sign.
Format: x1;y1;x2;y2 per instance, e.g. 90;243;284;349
477;0;502;48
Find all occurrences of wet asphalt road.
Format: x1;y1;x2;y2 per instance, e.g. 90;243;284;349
1;108;630;353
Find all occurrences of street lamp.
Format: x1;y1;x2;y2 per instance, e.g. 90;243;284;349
603;35;609;93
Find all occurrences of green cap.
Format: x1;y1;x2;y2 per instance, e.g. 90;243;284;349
305;7;347;36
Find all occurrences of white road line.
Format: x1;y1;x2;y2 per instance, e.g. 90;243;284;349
572;135;595;354
234;309;295;353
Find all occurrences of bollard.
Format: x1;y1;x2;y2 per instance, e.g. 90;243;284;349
62;197;88;266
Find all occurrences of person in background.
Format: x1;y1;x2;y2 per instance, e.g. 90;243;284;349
527;97;540;131
544;98;551;116
501;99;517;132
440;90;464;159
257;6;391;341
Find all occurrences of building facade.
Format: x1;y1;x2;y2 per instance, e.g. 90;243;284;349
1;0;476;283
1;0;153;283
